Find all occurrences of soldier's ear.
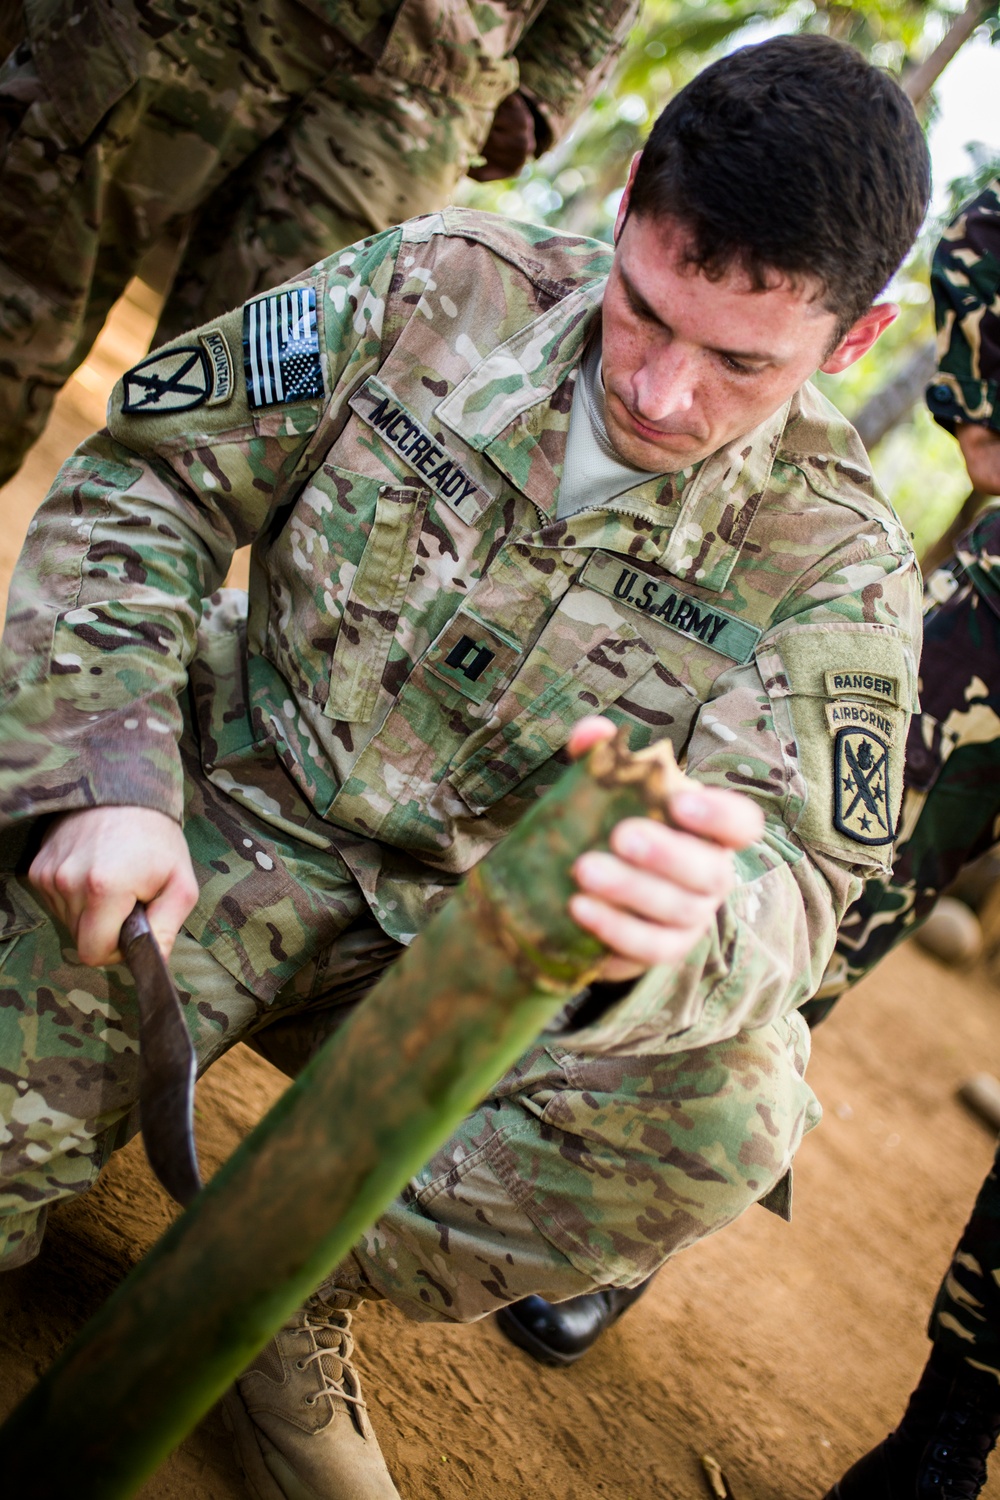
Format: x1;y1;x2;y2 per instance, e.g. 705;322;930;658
614;154;643;243
820;303;898;374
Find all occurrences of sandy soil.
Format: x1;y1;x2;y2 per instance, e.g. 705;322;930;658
2;288;1000;1500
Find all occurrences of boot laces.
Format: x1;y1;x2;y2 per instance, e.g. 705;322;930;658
297;1300;366;1411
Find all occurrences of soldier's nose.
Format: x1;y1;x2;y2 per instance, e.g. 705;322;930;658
636;349;696;420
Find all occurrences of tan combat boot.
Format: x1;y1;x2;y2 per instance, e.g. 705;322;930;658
224;1286;401;1500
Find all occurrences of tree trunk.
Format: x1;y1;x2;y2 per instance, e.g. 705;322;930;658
903;0;993;107
920;487;987;573
851;339;937;453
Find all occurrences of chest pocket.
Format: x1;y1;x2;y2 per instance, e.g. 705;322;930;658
447;591;657;812
325;480;429;723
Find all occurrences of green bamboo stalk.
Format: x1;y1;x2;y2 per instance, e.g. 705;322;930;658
0;733;683;1498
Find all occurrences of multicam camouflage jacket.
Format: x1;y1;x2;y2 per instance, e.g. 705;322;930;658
927;175;1000;434
295;0;641;150
22;0;639;168
0;210;921;1054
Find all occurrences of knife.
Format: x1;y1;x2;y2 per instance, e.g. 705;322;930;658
120;901;203;1206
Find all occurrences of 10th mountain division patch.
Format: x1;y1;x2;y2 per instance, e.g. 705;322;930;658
122;346;215;414
121;330;233;414
833;727;894;846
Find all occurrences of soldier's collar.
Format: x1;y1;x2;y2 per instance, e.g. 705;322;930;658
436;279;606;446
655;398;792;591
436;284;792;592
434;282;604;521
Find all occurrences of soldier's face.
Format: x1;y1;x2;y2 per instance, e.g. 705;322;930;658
601;205;887;473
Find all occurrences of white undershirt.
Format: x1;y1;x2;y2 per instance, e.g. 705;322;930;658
556;335;663;518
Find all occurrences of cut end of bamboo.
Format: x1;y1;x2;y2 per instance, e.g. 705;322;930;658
588;728;691;821
958;1073;1000;1134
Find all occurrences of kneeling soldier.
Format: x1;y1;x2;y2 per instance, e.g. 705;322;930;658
0;36;928;1498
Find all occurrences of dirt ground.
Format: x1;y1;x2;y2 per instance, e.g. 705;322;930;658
2;288;1000;1500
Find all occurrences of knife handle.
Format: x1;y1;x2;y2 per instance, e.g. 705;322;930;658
121;900;152;952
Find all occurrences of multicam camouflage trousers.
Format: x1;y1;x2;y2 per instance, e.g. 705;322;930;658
811;512;1000;1380
0;871;819;1320
0;0;499;486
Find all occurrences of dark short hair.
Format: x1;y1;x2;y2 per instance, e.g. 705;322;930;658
627;34;931;337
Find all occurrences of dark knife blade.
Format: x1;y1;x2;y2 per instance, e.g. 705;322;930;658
120;901;202;1206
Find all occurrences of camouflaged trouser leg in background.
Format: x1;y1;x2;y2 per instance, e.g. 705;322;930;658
349;1013;821;1323
0;2;347;486
153;63;497;347
0;0;510;483
930;1142;1000;1384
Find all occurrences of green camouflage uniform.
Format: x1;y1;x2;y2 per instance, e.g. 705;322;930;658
0;0;638;488
926;176;1000;438
814;179;1000;1384
0;211;920;1318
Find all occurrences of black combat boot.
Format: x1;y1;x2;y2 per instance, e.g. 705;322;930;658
495;1276;655;1367
824;1346;1000;1499
916;1369;1000;1498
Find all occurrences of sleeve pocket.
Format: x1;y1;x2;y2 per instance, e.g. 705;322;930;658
325;482;428;724
756;621;917;869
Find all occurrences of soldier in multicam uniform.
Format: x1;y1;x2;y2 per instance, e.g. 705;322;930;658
0;0;638;488
495;180;1000;1383
822;178;1000;1500
0;36;929;1500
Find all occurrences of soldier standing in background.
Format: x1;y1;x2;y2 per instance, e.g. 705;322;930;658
0;0;638;488
818;176;1000;1500
0;37;928;1499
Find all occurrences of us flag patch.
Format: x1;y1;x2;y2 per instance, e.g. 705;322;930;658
243;287;324;410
